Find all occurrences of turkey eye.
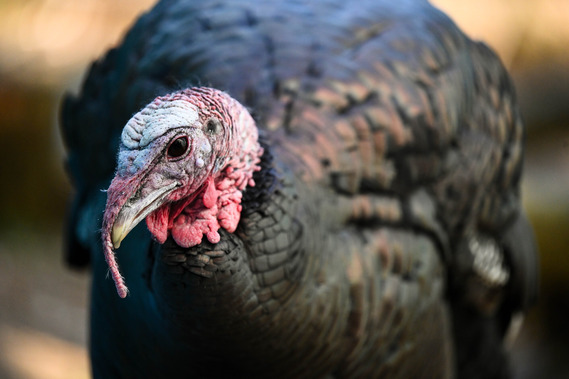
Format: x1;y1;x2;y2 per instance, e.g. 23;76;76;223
167;136;189;159
206;118;222;134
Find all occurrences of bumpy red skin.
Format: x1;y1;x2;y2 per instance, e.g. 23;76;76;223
101;88;263;298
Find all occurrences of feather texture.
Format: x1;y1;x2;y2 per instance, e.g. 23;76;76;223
61;0;538;377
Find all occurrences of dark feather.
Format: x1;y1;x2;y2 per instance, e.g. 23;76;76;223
61;0;538;377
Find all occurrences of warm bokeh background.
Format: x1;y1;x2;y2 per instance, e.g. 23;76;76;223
0;0;567;378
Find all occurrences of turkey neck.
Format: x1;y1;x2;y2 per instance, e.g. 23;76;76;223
147;143;336;372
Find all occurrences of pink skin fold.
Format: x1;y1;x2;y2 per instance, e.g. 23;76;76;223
101;174;145;298
100;88;263;298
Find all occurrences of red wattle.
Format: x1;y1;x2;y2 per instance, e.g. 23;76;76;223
203;177;217;208
146;206;170;244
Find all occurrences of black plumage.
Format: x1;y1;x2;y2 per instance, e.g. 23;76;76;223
61;0;538;377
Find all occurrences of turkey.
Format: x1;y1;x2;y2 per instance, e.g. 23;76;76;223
61;0;538;378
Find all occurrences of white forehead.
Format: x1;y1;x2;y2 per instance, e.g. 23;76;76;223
121;99;200;149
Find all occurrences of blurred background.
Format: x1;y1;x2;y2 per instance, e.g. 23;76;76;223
0;0;567;378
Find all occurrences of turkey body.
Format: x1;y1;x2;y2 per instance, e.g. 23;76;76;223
61;0;537;378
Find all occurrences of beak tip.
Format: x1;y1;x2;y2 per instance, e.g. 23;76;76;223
111;223;126;249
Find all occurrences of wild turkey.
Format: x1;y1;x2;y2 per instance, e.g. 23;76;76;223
61;0;538;377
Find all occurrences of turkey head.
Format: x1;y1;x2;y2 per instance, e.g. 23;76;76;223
101;88;263;298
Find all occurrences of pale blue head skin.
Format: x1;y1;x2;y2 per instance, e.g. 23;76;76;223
101;88;263;298
117;98;215;177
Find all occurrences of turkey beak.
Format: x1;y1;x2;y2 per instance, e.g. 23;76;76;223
111;181;178;249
